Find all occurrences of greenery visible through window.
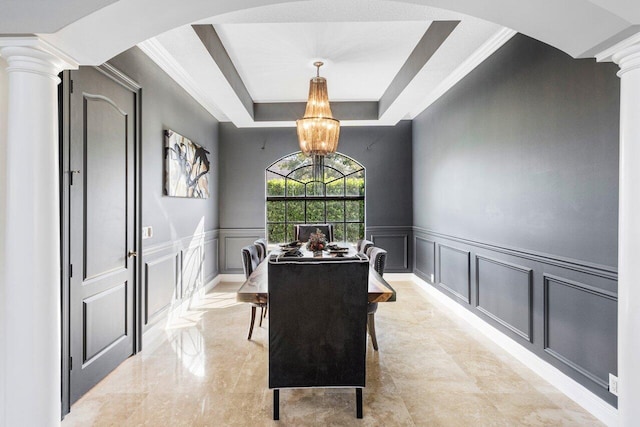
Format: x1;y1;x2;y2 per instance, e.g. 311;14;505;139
266;152;365;244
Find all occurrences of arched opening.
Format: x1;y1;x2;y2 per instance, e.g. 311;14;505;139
265;151;365;244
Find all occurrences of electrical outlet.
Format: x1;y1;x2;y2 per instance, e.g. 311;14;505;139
430;273;435;283
609;373;618;396
142;226;153;239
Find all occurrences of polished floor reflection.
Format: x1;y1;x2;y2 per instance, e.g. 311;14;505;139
61;280;603;426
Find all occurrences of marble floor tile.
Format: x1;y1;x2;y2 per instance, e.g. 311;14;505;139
61;280;604;426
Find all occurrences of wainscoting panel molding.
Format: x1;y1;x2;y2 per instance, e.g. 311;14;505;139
544;274;618;390
142;229;219;329
203;237;219;284
438;243;471;303
219;228;264;273
182;245;203;300
144;252;179;325
476;255;532;342
367;226;412;273
413;227;618;407
414;236;435;282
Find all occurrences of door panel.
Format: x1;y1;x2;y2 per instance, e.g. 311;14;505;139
69;66;136;404
83;281;129;362
84;95;129;279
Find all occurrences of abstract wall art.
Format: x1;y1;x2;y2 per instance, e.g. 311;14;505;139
164;129;210;198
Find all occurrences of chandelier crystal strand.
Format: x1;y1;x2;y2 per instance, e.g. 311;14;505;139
296;61;340;194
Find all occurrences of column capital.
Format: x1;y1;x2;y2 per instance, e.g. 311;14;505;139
612;43;640;77
0;36;78;80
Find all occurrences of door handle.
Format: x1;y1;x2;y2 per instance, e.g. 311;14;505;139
128;250;137;258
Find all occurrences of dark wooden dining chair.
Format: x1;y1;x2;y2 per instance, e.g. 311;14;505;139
294;223;334;243
254;238;268;262
268;254;369;420
366;246;387;351
241;244;267;340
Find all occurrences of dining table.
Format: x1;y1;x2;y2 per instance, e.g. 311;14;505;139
236;247;397;305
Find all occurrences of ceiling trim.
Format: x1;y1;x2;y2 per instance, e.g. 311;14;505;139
191;21;461;126
254;101;379;122
138;21;515;127
595;28;640;63
407;27;516;118
192;24;253;119
137;37;229;121
379;20;459;118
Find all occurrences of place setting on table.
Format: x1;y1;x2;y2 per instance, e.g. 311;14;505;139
277;228;351;258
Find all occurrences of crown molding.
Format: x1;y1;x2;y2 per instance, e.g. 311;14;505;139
409;27;516;118
596;31;640;63
137;37;228;121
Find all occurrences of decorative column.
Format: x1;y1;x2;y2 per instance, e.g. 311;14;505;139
0;37;76;427
613;43;640;426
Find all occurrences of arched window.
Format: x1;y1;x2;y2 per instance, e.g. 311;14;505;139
266;152;365;243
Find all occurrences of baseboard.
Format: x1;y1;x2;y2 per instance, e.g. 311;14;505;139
216;273;246;282
410;274;617;427
384;273;413;282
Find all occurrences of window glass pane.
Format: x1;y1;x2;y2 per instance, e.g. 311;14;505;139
326;177;344;196
306;181;325;197
270;152;309;173
331;222;345;242
267;201;285;222
345;170;365;196
286;178;305;197
346;223;364;243
324;154;363;175
288;164;313;183
267;151;365;246
287;201;304;222
345;200;364;221
268;223;286;243
266;172;285;196
306;200;325;222
287;223;298;242
326;201;344;222
323;166;342;182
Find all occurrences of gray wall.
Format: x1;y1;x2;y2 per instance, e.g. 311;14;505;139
412;34;619;405
109;47;220;329
218;122;413;272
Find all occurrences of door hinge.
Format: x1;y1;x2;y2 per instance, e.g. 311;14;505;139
70;79;74;93
69;356;73;370
69;264;73;278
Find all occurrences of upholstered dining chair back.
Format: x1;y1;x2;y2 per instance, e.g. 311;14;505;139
365;246;388;352
241;244;261;279
294;224;334;243
366;246;387;276
241;244;267;340
268;254;369;390
254;238;268;262
357;239;374;254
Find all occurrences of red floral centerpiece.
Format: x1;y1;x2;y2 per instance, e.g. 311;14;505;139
306;228;327;255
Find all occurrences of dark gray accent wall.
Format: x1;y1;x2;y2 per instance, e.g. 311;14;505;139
412;34;619;406
218;122;413;272
413;34;619;268
108;47;220;331
109;47;219;242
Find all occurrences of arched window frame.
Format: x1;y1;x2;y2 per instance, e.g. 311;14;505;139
265;152;365;243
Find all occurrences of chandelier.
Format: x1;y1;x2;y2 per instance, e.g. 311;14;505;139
296;61;340;187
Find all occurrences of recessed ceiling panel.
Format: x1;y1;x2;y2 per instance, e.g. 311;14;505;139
214;21;432;102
